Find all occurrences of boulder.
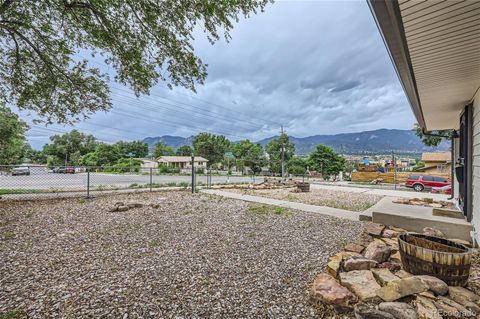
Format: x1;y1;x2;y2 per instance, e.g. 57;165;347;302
344;243;365;254
339;270;381;301
422;227;445;238
395;270;413;279
365;224;385;237
416;295;442;319
364;242;392;263
378;262;402;272
326;251;359;278
382;229;399;238
371;268;399;286
378;302;417;319
117;205;129;212
416;275;448;296
343;256;378;272
310;273;356;312
376;277;429;302
353;303;395;319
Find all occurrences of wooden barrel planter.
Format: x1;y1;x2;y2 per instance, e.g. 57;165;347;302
398;233;472;286
297;182;310;192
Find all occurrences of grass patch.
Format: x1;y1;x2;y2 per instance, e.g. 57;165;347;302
148;239;159;248
246;205;293;216
0;189;42;195
3;231;15;240
0;309;27;319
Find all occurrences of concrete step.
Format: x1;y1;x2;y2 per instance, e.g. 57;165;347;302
371;199;473;241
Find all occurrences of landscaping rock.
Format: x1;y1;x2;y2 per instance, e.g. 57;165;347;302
343;256;378;272
416;295;442;319
339;270;381;301
117;205;129;212
422;227;445;238
371;268;399;286
366;224;385;237
380;238;399;251
389;251;402;263
353;303;395;319
310;273;356;312
344;243;365;254
395;270;413;279
434;295;471;318
364;242;392;263
378;302;417;319
416;275;448;296
127;202;143;208
448;286;480;310
390;226;407;233
376;277;429;302
326;251;359;278
378;261;401;272
382;229;399;238
108;206;119;212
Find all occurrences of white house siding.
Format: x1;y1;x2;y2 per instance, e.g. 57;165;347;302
472;89;480;244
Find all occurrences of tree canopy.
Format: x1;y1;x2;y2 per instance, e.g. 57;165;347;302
413;123;452;147
115;140;148;158
43;129;98;166
265;134;295;174
0;0;269;124
307;144;345;179
192;132;230;167
175;144;193;156
153;142;174;158
231;139;266;174
0;105;28;165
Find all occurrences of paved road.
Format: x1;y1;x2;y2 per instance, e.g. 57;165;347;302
0;172;263;190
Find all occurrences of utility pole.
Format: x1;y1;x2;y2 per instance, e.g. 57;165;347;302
392;151;397;190
280;125;285;179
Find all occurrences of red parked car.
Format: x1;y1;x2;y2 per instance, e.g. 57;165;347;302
405;175;451;192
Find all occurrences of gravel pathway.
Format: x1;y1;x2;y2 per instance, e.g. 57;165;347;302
223;187;383;212
1;191;363;318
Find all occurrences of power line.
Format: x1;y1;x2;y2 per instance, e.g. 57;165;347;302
109;90;263;133
79;56;281;127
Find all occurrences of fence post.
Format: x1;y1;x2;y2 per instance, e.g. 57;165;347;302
86;167;90;198
191;154;195;193
149;167;153;192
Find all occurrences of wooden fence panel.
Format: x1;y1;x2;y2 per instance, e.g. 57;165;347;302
351;171;451;183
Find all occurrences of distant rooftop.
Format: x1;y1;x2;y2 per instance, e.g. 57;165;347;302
158;156;208;162
421;152;450;162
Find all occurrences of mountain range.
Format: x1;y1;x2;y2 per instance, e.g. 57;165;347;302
142;129;450;155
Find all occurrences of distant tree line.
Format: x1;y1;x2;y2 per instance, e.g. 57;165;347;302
1;107;346;177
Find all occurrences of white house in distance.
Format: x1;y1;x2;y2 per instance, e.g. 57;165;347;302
369;1;479;243
157;156;208;170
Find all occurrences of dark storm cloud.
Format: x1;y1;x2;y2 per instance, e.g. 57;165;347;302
26;1;415;147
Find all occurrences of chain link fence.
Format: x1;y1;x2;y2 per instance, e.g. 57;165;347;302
0;165;265;200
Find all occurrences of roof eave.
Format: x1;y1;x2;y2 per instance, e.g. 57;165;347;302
367;0;426;129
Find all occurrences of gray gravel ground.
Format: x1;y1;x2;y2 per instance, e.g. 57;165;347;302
223;187;383;212
1;191;363;318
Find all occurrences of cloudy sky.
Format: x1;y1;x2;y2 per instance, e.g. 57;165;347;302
27;0;415;149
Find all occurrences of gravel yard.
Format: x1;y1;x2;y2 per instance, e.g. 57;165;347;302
0;191;364;318
223;187;384;212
